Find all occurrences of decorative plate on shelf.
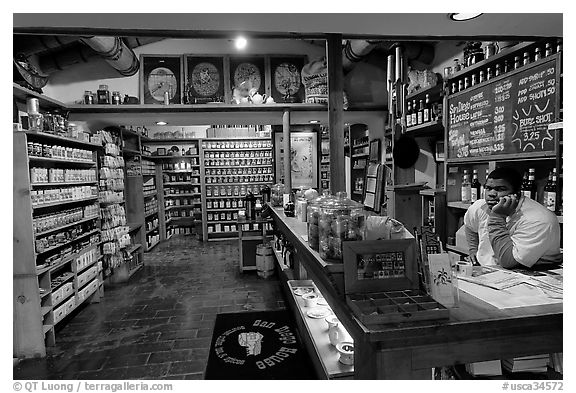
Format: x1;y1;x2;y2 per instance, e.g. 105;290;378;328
293;287;314;296
185;56;225;104
306;307;332;319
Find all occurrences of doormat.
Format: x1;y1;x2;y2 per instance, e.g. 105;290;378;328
205;310;316;380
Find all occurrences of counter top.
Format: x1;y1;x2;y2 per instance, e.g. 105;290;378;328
269;206;563;378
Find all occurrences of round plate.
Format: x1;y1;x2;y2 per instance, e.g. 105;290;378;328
317;297;328;306
306;307;332;319
293;287;314;296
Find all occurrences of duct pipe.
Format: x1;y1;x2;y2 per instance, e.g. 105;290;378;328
80;36;139;76
342;39;383;71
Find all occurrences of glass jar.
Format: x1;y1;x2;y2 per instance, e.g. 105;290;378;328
271;183;286;207
97;84;111;104
318;192;366;262
307;191;334;252
112;91;121;105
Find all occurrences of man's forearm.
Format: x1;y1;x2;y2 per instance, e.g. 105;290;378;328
487;213;520;269
464;226;479;255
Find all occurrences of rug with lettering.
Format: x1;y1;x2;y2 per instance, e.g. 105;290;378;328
205;310;316;379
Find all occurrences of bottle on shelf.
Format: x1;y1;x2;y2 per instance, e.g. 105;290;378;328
423;94;431;123
406;101;412;127
417;99;424;125
461;170;472;203
523;52;530;66
543;168;557;212
545;42;553;57
521;168;536;199
534;47;542;62
411;100;417;126
471;170;481;202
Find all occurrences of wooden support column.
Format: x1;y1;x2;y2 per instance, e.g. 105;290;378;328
327;34;345;193
282;109;292;190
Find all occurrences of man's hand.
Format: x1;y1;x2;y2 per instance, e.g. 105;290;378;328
490;194;519;217
468;253;479;266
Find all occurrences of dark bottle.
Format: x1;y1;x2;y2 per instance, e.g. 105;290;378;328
423;94;431;123
471;169;481;202
523;52;530;66
464;77;470;89
479;70;485;83
451;82;457;94
406;100;413;127
283;192;295;217
521;168;536;199
260;185;271;203
417;99;424;125
545;42;553;57
411;100;417;126
486;67;493;80
495;64;501;77
245;191;257;221
471;74;477;86
543;168;557;211
97;84;111;104
514;56;521;69
503;60;510;73
534;47;542;62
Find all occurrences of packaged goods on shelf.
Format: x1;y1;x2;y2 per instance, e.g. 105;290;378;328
30;186;98;206
101;156;125;169
27;142;94;162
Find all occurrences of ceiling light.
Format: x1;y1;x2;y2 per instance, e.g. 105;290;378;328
449;13;483;21
156;121;168;126
309;120;320;124
235;36;248;50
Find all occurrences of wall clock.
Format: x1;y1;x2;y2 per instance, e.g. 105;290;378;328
140;55;183;104
229;56;266;97
184;56;225;104
270;56;306;103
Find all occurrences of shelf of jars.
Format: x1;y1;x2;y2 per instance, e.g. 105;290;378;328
13;120;104;357
202;136;274;241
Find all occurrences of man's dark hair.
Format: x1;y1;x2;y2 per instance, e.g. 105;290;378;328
487;167;523;192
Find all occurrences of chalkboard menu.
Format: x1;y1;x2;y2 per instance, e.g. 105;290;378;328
448;57;559;160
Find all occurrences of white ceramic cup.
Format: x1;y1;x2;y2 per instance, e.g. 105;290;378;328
302;293;318;307
336;342;355;365
457;261;473;277
325;315;339;329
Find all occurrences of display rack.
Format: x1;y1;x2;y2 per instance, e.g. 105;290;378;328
320;125;331;193
13;129;103;358
202;136;274;241
349;123;369;203
98;129;133;283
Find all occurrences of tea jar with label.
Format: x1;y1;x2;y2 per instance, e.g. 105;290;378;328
307;191;334;252
271;183;286;207
318;192;366;262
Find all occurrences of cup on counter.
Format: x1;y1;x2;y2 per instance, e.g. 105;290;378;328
336;342;355;365
302;293;319;307
325;315;339;329
456;261;473;277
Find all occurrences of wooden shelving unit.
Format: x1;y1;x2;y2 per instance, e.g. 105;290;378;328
13;129;103;358
202;136;274;241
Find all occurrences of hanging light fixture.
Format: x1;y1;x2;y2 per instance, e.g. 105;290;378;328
448;13;483;21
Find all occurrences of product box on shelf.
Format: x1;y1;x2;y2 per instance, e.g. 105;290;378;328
53;304;66;323
61;282;74;300
51;287;63;306
342;239;450;326
64;296;77;315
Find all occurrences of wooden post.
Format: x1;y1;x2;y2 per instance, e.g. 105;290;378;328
326;34;345;193
283;109;292;191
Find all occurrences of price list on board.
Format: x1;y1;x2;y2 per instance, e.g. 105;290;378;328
447;57;558;160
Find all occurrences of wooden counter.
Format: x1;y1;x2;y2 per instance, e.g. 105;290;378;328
269;207;563;379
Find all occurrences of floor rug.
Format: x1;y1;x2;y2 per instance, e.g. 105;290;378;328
205;310;316;379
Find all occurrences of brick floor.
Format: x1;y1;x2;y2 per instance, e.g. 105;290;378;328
13;236;286;380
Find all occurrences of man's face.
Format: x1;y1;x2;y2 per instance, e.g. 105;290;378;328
484;178;515;209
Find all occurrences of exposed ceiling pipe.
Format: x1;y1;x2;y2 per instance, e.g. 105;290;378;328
16;36;164;76
13;35;82;56
341;39;436;72
80;36;139;76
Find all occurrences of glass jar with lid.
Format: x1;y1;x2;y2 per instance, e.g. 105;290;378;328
307;191;334;251
271;183;286;207
318;192;366;262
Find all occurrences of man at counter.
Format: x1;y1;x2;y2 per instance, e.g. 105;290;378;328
464;167;562;269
